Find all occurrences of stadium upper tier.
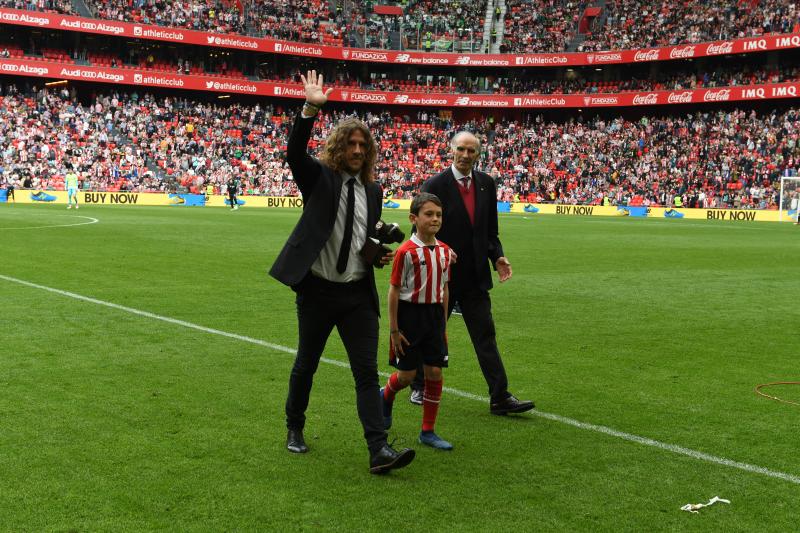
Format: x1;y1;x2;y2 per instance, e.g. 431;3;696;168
2;0;796;53
1;38;797;97
0;88;796;209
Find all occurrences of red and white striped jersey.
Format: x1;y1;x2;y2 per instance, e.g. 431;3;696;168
390;234;452;304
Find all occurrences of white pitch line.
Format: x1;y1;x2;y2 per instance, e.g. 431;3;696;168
2;273;800;486
0;213;99;230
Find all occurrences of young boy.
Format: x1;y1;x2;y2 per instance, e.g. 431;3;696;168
381;192;454;450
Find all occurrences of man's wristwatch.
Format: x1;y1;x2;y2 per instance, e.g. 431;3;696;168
302;101;321;116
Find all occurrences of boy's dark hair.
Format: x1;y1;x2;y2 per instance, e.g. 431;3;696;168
411;192;442;215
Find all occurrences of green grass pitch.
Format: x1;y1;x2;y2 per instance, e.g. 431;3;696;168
2;204;799;531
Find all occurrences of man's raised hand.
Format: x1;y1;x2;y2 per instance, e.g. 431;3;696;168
301;70;333;107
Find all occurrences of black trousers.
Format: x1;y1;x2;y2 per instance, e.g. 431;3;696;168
228;191;237;207
285;275;386;453
412;286;510;403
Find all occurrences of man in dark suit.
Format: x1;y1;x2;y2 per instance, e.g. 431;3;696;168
415;131;535;415
270;70;415;474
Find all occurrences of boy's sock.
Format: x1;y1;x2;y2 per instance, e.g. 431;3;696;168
421;378;443;432
383;372;406;403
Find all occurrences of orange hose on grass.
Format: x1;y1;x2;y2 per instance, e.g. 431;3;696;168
755;382;800;406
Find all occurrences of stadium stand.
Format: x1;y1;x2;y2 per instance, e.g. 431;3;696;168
0;0;73;14
2;84;796;209
2;0;797;53
84;0;246;34
581;0;799;52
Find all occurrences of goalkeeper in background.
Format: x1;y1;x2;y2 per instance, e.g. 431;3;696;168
65;167;80;209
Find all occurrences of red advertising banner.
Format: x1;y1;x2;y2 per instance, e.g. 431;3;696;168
0;8;799;67
1;58;798;107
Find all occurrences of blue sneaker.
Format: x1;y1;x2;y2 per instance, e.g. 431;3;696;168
418;431;453;450
30;191;56;202
379;388;392;430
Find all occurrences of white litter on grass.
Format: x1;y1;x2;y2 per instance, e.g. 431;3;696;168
681;496;730;514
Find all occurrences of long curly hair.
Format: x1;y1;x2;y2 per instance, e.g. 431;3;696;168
319;118;377;184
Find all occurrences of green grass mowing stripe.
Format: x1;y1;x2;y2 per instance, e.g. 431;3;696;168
3;272;800;487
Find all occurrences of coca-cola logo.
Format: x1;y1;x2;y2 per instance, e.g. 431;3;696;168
633;49;660;62
667;91;693;104
632;93;658;105
703;89;731;102
706;41;733;55
669;45;696;59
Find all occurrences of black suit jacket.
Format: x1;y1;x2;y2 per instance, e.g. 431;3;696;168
269;113;383;312
421;167;504;293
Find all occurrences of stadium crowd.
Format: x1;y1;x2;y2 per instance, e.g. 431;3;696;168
579;0;799;53
84;0;246;34
246;0;344;45
0;0;73;14
342;65;799;95
3;0;799;53
501;0;580;53
1;85;797;210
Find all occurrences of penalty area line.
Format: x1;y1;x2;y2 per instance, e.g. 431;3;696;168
2;272;799;486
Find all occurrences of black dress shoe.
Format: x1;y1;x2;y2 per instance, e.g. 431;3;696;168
490;394;535;415
286;428;308;453
369;444;415;474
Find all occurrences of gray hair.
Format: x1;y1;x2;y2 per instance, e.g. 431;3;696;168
450;131;481;151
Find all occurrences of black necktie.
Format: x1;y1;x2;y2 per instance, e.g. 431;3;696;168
336;179;355;274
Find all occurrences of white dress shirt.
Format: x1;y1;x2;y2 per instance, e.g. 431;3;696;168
451;164;473;188
311;171;369;282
